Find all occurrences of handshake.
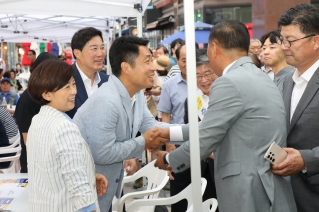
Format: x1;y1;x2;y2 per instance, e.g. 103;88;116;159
143;127;170;149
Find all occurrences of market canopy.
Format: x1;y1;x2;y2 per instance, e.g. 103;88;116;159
0;0;151;42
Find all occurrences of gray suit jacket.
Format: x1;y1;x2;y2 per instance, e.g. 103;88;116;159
169;57;297;212
282;67;319;212
73;76;169;212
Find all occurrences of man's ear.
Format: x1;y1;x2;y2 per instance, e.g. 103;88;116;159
313;35;319;51
121;62;131;75
42;92;52;102
73;49;81;60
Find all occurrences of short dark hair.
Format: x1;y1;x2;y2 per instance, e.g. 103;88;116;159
109;36;149;77
16;63;21;66
31;52;57;73
71;27;104;59
28;60;75;106
260;30;281;46
3;71;11;79
170;38;185;51
278;4;319;35
28;50;36;55
208;20;250;52
156;45;169;54
9;69;15;74
175;44;185;61
196;48;209;67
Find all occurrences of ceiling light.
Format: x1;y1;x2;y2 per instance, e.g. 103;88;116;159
34;37;39;39
1;25;8;28
13;31;20;33
23;31;28;34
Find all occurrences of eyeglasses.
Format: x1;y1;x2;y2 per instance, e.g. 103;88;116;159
278;34;315;48
197;73;214;81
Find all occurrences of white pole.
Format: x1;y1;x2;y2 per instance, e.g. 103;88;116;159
184;0;203;211
106;31;111;75
0;41;3;60
137;13;143;37
119;24;122;37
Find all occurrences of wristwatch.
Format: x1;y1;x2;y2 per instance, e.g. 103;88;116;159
163;153;171;168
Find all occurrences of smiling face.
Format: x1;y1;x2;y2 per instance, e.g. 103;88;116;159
280;25;319;73
196;63;218;96
74;35;106;75
42;77;77;112
124;45;156;91
262;38;285;67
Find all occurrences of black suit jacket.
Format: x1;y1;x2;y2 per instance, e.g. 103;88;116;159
66;64;109;118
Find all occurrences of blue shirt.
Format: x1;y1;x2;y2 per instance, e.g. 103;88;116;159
169;54;177;66
1;91;19;105
157;73;187;124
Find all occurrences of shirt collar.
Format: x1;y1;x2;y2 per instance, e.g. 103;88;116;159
177;73;187;83
76;62;101;85
131;95;136;109
222;60;237;76
292;59;319;84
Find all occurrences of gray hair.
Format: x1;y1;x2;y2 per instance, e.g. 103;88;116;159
250;38;262;45
196;49;209;67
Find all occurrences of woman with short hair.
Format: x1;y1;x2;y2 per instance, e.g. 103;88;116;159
27;60;107;212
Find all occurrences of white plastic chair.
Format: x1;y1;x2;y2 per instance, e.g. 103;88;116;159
114;160;169;212
0;138;21;173
126;178;207;212
186;198;218;212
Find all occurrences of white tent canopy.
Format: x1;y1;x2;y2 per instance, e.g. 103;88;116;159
0;0;150;42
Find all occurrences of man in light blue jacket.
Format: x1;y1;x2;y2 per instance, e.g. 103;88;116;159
74;36;172;212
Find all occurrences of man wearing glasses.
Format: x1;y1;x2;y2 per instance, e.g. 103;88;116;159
272;4;319;212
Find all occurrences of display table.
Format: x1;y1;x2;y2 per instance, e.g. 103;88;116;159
0;173;28;212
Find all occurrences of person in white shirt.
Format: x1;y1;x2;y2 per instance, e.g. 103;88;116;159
27;60;108;212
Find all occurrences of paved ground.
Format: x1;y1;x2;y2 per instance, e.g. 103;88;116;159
123;180;171;212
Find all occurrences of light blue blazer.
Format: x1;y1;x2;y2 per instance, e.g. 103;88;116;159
73;76;169;212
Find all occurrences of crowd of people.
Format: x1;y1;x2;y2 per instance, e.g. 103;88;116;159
0;3;318;212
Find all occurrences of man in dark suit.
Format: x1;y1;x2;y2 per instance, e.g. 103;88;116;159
66;27;109;118
272;4;319;211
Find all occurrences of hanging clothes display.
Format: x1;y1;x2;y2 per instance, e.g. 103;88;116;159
30;42;39;56
39;43;46;53
46;43;52;53
51;43;59;57
21;42;31;66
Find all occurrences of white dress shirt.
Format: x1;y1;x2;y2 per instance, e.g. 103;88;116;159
76;63;101;97
290;59;319;121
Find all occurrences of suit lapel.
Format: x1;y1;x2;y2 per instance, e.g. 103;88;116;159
282;73;294;133
290;68;319;132
73;64;88;104
111;76;134;137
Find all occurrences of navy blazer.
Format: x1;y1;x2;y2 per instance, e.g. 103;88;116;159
66;64;109;118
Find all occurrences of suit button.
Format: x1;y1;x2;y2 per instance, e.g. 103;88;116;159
116;179;119;183
177;167;180;170
181;164;185;168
